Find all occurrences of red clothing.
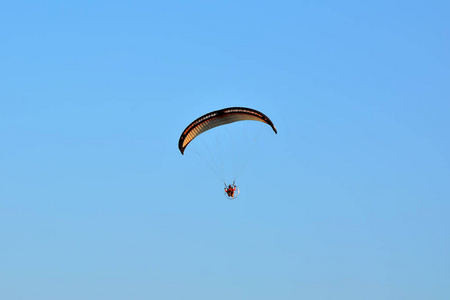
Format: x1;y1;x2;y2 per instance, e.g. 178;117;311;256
225;186;236;197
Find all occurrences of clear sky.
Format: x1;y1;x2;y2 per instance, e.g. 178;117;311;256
1;1;449;299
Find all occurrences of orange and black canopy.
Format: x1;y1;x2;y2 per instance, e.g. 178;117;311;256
178;107;277;154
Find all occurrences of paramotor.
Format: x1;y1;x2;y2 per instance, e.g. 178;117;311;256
178;107;277;198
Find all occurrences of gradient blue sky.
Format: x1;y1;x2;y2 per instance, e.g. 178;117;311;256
1;1;449;299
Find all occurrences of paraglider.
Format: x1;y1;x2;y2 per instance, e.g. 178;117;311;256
178;107;277;199
224;181;239;199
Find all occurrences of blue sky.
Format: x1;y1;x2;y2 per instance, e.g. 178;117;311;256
1;1;449;299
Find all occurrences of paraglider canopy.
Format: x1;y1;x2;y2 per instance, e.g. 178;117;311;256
178;107;277;155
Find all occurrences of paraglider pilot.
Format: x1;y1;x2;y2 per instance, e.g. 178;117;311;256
225;182;237;198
